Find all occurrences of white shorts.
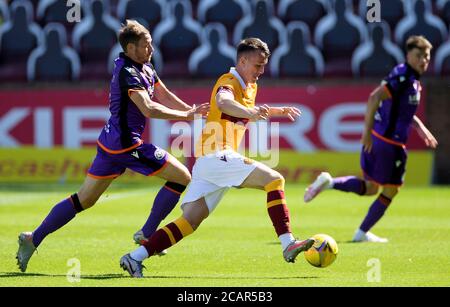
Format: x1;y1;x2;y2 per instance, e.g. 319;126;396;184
182;149;259;213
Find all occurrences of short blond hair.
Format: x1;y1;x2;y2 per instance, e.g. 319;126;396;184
406;35;433;53
118;19;149;51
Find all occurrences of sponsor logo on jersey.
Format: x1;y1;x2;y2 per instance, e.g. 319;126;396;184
154;148;165;160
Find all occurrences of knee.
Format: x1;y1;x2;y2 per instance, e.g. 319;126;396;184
265;172;285;190
382;187;399;199
364;181;379;196
269;171;285;185
176;168;191;186
76;192;98;210
182;201;209;230
182;170;192;186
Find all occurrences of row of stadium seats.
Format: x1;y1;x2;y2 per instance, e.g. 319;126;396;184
1;0;450;81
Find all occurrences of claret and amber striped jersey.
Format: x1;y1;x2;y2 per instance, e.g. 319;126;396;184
196;68;257;156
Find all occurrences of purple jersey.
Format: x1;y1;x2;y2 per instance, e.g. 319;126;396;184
373;63;422;145
97;52;160;153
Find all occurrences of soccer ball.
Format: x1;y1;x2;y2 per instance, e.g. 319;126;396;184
304;234;338;268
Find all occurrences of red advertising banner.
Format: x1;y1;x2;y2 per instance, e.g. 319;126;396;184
0;86;426;151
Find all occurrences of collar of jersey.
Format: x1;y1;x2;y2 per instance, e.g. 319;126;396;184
229;67;247;91
120;52;144;70
405;62;421;80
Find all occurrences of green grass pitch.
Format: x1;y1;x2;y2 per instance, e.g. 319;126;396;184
1;183;449;287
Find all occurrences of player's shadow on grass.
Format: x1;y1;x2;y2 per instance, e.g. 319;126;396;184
141;275;319;280
0;272;127;280
0;272;319;280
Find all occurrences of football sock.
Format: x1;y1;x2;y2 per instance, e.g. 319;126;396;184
279;233;295;250
332;176;367;195
141;182;186;238
142;216;193;257
130;246;149;262
359;194;391;232
32;194;83;247
265;178;292;237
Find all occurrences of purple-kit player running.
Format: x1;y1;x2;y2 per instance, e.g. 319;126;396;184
16;20;209;272
304;36;438;243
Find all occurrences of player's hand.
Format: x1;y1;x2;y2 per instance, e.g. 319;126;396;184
282;107;301;121
251;104;269;121
417;127;438;149
187;103;209;120
249;104;269;121
361;130;373;153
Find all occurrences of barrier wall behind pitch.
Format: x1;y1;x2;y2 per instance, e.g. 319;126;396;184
0;85;433;185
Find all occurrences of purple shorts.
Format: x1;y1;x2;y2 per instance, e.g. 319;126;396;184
88;143;168;179
360;135;407;186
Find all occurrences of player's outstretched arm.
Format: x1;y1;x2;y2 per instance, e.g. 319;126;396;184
130;89;209;120
216;91;268;121
153;80;197;111
412;115;438;148
268;106;301;121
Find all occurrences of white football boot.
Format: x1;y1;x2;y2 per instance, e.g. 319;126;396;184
352;229;388;243
16;232;37;272
304;172;333;203
120;254;145;278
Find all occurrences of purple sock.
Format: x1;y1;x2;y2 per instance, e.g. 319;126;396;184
332;176;366;195
141;182;186;238
32;197;79;247
359;194;391;232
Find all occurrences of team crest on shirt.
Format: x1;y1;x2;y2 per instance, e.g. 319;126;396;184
408;93;420;105
154;148;165;160
409;82;421;105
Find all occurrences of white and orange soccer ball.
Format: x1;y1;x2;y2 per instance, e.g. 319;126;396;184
304;234;338;268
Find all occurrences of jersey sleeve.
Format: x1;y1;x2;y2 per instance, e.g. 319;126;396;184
382;69;404;98
215;77;237;99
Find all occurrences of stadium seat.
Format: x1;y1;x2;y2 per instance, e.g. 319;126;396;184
434;38;450;75
116;0;164;31
278;0;329;31
270;21;324;77
72;0;119;79
27;23;80;81
153;0;202;76
0;0;43;81
358;0;406;30
188;23;235;77
36;0;85;28
233;0;286;53
197;0;251;35
395;0;448;51
352;21;404;77
0;0;10;25
436;0;450;28
72;0;119;60
0;0;43;62
314;0;368;62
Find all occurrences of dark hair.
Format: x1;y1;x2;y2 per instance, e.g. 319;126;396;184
118;19;149;52
237;37;270;60
406;35;433;53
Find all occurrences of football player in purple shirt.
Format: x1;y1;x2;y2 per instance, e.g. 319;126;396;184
304;36;438;243
16;20;209;272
